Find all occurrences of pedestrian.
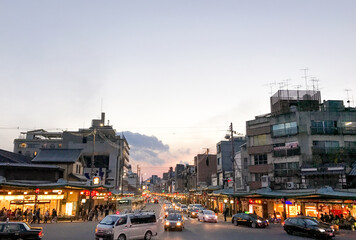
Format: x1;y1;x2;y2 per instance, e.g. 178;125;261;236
104;206;109;216
51;208;57;223
44;210;49;223
36;208;41;224
94;207;99;221
223;207;229;222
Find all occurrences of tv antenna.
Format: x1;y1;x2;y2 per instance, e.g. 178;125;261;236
300;68;309;91
310;77;320;92
345;89;352;108
263;81;277;95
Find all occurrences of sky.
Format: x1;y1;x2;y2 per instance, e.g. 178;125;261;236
1;0;356;178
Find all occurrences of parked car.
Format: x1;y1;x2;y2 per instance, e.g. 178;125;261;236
95;212;158;240
164;213;184;231
0;222;43;240
197;210;218;223
299;216;339;233
231;213;269;228
283;217;334;239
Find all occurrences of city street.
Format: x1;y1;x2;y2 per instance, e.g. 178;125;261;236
33;203;356;240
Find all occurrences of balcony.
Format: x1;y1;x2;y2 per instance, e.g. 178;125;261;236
248;164;273;173
274;169;299;177
341;127;356;135
312;147;340;155
273;147;301;157
310;127;339;135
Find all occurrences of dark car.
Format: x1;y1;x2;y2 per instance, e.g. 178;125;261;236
231;213;269;228
164;213;184;231
283;217;334;239
188;208;200;218
0;222;43;240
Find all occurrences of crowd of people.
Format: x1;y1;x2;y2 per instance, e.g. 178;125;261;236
79;204;115;222
0;207;58;224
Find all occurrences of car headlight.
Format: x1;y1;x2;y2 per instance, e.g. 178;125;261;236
165;222;170;226
319;228;326;232
257;220;262;223
215;215;218;219
177;222;181;226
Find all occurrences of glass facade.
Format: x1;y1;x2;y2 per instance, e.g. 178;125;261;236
272;122;297;137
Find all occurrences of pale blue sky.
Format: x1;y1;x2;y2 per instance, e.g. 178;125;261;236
1;0;356;176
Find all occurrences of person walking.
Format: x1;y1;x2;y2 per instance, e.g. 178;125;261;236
44;210;49;223
36;208;41;224
223;207;229;222
51;209;57;223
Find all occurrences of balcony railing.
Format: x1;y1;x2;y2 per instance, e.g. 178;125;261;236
310;127;339;135
341;127;356;135
273;147;301;157
312;147;340;155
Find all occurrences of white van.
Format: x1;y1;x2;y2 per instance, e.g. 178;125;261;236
95;212;157;240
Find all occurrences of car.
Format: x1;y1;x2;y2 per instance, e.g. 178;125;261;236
188;208;200;218
95;212;158;240
197;210;218;223
299;216;339;233
283;217;335;239
180;204;188;213
231;213;269;228
0;222;43;240
154;198;159;204
164;213;184;231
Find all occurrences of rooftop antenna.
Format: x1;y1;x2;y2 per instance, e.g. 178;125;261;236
310;77;320;92
295;84;302;101
263;81;277;96
283;79;291;100
101;97;103;113
345;89;352;108
300;68;309;91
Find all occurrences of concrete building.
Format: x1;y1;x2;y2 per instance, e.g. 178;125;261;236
14;130;62;158
174;164;185;192
13;113;130;190
246;90;356;190
216;137;246;188
234;143;249;191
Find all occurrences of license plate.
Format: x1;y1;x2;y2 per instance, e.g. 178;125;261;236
99;238;103;240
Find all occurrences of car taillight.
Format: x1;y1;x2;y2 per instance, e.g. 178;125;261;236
281;221;285;226
39;230;43;238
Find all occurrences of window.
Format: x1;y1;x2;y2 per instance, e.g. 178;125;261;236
254;154;267;165
274;162;299;177
217;158;221;165
272;122;297;137
273;141;300;157
345;141;356;148
243;158;248;169
313;141;339;148
311;120;338;134
251;135;267;146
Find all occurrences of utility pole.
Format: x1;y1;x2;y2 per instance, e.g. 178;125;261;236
229;123;236;194
89;128;96;213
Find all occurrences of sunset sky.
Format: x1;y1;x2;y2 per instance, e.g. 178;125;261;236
1;0;356;178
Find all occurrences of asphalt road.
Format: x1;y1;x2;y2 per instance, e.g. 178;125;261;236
33;203;356;240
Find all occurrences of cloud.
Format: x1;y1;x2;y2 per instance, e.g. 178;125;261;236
120;131;169;166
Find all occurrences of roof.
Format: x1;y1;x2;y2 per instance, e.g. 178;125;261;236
0;162;63;170
69;173;88;181
0;149;32;164
350;163;356;176
32;149;83;163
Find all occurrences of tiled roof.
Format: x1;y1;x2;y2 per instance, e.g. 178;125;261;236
0;149;32;164
32;149;82;163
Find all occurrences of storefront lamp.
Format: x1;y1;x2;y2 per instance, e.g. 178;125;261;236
8;192;12;195
70;192;73;195
93;177;100;185
35;188;40;194
44;192;48;195
230;200;234;204
224;199;228;203
24;192;27;195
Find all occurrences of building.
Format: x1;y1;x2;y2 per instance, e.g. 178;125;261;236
246;90;356;190
32;148;87;182
14;130;62;158
194;153;217;188
216;137;246;188
234;143;249;191
13;113;130;190
174;164;185;192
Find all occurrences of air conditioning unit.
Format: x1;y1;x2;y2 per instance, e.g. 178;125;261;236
261;175;269;188
300;184;307;189
286;182;294;189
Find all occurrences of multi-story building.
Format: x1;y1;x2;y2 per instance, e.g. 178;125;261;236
14;130;62;158
216;138;246;188
13;112;129;190
246;90;356;190
234;143;249;191
194;153;217;188
175;164;185;192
